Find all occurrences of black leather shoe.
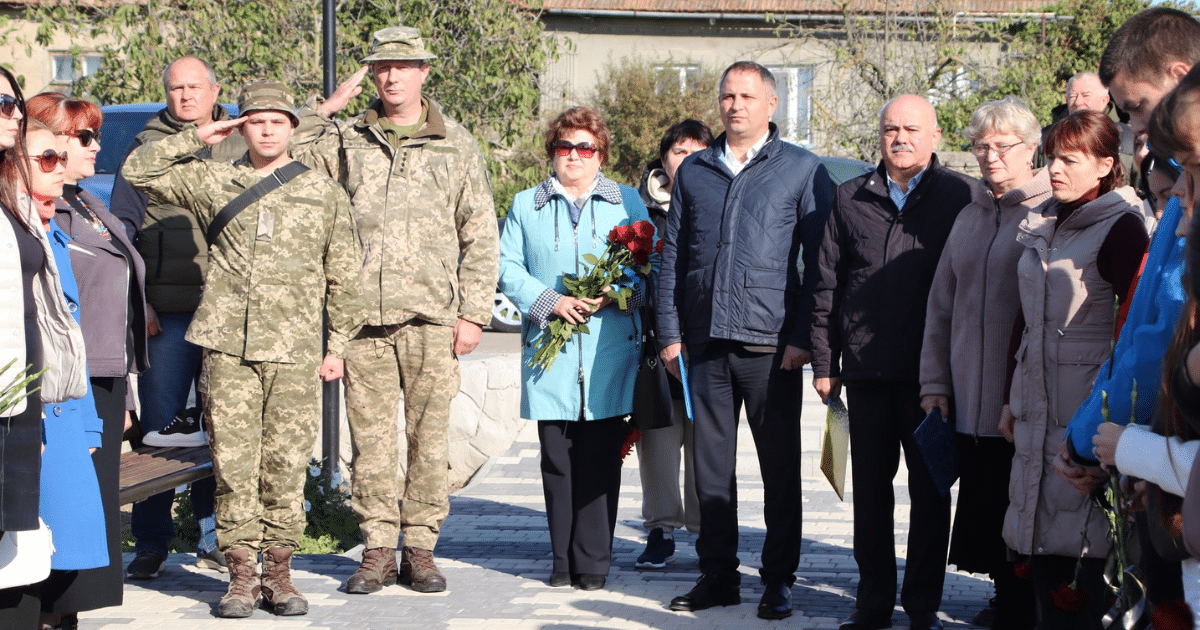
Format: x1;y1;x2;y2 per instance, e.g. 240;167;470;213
577;574;606;591
669;573;741;611
908;612;944;630
757;581;792;619
839;609;893;630
548;572;571;587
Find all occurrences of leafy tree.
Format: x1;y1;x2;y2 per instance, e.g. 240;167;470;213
774;0;986;161
20;0;556;215
935;0;1148;148
593;58;723;187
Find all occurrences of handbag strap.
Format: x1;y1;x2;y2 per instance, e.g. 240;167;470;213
206;160;309;246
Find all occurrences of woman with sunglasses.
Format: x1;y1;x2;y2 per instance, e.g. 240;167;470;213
19;119;109;630
499;106;653;590
26;93;148;627
0;72;88;628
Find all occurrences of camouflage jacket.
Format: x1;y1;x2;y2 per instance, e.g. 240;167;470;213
110;104;247;313
122;130;365;363
294;97;498;328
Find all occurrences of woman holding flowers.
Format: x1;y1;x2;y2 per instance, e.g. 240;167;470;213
498;106;653;592
1000;109;1149;629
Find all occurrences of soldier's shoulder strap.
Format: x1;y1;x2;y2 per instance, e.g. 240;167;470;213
206;161;310;246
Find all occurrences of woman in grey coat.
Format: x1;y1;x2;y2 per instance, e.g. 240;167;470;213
920;97;1049;630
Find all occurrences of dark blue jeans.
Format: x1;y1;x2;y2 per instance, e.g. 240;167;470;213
131;311;216;556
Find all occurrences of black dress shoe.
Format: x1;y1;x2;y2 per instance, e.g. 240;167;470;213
908;612;944;630
839;608;893;630
757;581;792;620
577;574;606;591
548;572;571;587
669;573;741;611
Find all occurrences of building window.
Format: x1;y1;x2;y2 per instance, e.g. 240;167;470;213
767;65;814;146
655;65;702;96
51;53;103;84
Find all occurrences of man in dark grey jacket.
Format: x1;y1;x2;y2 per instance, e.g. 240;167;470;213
657;60;832;620
810;95;974;630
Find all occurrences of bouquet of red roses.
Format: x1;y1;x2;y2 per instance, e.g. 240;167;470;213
529;219;659;371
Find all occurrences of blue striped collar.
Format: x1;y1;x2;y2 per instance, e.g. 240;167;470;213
533;173;622;210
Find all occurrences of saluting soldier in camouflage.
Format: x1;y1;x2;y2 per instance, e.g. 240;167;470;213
123;81;366;619
292;25;499;595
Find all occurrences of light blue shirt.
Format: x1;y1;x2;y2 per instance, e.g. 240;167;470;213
886;163;929;212
721;131;771;177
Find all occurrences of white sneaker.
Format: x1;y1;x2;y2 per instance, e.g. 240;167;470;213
142;408;208;447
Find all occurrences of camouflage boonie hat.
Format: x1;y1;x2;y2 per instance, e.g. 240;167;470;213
239;80;299;127
360;26;437;63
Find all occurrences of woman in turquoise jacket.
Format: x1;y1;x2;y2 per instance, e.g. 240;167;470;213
499;107;651;591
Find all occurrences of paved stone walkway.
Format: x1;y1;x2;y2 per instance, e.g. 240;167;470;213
86;370;995;629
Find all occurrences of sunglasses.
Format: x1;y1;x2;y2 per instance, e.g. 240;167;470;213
0;94;22;119
25;149;68;173
58;129;102;147
552;140;598;159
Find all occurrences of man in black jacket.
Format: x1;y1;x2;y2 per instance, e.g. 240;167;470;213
810;94;974;630
657;60;833;620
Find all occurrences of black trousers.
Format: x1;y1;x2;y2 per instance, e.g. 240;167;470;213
846;382;951;616
690;341;802;584
538;417;625;576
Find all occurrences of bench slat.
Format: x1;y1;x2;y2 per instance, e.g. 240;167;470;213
119;445;214;505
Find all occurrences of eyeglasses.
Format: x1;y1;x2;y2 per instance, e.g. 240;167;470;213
24;149;68;173
970;141;1025;159
57;129;101;147
552;140;598;159
0;94;22;119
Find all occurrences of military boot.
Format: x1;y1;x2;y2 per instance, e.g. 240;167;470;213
346;547;397;594
400;546;447;593
217;549;261;618
260;547;308;616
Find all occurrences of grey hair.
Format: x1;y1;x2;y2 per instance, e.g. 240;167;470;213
161;56;218;93
963;96;1040;146
719;61;776;98
1066;72;1106;97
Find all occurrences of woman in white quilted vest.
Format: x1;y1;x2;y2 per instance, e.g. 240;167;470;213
999;109;1150;630
0;66;88;628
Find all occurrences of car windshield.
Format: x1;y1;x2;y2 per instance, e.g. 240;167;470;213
95;109;160;174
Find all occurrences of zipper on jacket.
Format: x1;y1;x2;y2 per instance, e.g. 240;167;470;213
974;199;1003;442
573;208;585;416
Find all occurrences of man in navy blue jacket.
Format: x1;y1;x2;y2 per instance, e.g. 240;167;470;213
657;60;833;620
810;95;974;630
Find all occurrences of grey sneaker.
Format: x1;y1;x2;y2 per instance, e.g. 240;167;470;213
197;548;228;573
126;550;167;580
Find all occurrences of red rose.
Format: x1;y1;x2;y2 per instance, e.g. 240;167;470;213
620;426;641;460
1151;599;1195;630
629;238;650;265
655;238;664;255
1050;582;1091;614
608;226;621;244
634;220;655;240
1013;562;1032;581
615;224;636;245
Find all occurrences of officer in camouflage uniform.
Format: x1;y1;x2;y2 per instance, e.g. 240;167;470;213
123;81;365;619
293;25;499;594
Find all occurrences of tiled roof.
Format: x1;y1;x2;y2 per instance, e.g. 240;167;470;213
540;0;1058;14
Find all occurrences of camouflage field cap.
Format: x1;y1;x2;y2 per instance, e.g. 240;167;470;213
360;25;438;63
239;80;299;127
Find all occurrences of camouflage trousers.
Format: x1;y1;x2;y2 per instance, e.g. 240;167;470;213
344;321;459;551
200;350;321;552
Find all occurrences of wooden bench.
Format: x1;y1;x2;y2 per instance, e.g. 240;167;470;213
118;445;213;505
